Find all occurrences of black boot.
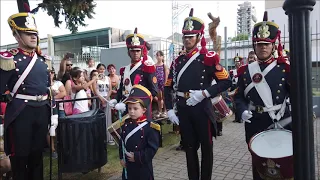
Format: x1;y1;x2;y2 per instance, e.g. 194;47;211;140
185;147;200;180
176;142;184;151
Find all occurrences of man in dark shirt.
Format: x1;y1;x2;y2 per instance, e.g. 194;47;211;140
58;53;73;85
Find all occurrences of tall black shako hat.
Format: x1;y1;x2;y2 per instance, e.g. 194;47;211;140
125;27;150;63
8;3;38;34
126;28;145;51
182;8;208;54
124;84;153;119
234;53;243;63
252;11;283;55
7;2;41;54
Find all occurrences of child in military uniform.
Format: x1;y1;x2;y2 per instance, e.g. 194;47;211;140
118;84;160;180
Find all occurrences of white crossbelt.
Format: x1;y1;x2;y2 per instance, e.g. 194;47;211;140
124;121;148;145
123;121;148;153
248;99;287;120
10;93;48;101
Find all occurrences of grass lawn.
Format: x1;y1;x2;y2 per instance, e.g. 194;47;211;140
43;122;180;180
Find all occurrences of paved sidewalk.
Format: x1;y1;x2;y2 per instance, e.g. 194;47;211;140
110;118;320;180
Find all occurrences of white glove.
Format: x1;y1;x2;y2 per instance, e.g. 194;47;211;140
115;102;126;113
49;114;58;136
167;109;179;125
186;90;207;106
241;110;253;123
109;99;117;107
0;124;3;137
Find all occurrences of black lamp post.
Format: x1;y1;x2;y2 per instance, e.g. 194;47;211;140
283;0;316;179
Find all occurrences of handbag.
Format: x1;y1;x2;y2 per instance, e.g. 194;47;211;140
64;78;78;116
63;95;73;116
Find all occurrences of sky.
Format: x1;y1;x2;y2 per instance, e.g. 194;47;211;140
0;1;265;46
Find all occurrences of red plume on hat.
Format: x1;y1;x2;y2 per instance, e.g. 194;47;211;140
135;27;155;73
137;27;148;62
200;35;207;54
188;8;207;54
17;0;31;13
23;3;30;12
262;10;283;60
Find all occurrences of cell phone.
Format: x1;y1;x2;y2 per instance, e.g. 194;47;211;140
66;52;74;59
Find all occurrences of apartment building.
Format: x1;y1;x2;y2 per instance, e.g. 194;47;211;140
237;1;257;36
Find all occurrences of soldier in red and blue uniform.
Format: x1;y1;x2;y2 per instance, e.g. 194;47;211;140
164;8;232;180
110;28;158;114
229;54;243;123
119;84;160;180
234;11;291;180
0;6;56;180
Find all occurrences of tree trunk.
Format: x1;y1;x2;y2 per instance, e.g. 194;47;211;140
16;0;30;12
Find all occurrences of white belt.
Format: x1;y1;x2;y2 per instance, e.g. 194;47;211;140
248;104;282;113
176;91;190;98
11;93;48;102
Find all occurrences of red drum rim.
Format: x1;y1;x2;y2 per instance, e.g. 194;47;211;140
227;89;237;96
249;129;293;159
216;110;233;122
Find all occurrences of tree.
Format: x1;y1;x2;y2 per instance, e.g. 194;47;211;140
17;0;96;34
231;33;249;41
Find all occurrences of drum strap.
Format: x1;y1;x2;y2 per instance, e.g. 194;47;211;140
125;121;148;145
247;61;286;121
244;60;277;97
123;61;142;97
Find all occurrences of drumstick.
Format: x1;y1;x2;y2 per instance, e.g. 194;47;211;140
118;111;128;179
267;105;317;129
101;96;128;104
267;117;291;130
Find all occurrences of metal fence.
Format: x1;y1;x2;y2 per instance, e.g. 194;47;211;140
49;24;319;89
154;27;320;90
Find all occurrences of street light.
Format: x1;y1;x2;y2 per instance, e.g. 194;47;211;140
283;0;316;179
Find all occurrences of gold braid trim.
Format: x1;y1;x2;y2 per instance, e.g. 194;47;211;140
8;19;38;33
0;57;15;71
150;122;160;132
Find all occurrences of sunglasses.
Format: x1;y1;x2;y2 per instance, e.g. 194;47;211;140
50;71;55;74
66;64;73;66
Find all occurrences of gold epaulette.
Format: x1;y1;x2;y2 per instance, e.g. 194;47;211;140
0;51;15;71
150;122;161;132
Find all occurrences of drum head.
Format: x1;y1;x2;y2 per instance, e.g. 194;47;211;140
211;95;222;104
250;129;292;158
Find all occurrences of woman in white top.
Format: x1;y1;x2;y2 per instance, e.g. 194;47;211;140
50;68;67;117
65;67;98;115
92;64;114;145
69;68;89;114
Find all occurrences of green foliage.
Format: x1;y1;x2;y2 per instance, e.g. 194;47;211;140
30;0;96;34
231;33;249;41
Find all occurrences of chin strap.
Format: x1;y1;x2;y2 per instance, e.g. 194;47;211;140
15;29;39;53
